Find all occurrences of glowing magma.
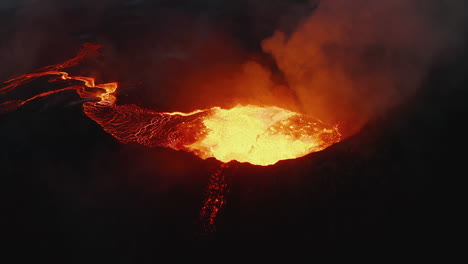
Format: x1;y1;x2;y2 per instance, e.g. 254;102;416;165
0;43;343;232
1;43;340;166
186;105;340;165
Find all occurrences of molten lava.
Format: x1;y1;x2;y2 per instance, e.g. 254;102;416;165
0;44;340;166
186;105;340;166
0;43;343;232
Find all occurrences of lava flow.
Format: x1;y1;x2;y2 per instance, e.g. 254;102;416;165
1;43;341;232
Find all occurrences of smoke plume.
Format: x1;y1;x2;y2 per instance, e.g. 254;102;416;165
260;0;466;135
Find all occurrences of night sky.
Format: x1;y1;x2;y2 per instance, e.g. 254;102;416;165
1;0;467;260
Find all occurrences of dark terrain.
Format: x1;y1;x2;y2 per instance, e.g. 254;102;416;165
1;0;466;260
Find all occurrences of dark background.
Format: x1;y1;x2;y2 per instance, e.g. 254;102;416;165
1;0;467;260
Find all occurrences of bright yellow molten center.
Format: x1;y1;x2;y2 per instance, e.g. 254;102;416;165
186;105;340;166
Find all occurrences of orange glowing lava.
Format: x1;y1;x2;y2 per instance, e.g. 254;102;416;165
0;43;341;167
185;105;341;166
0;43;344;233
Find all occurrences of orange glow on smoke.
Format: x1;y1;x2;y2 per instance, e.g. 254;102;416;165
186;105;340;166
